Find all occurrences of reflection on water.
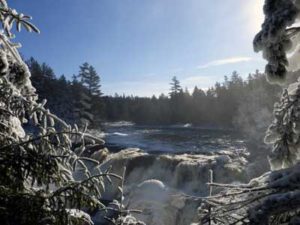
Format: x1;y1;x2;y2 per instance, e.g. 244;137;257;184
103;123;246;154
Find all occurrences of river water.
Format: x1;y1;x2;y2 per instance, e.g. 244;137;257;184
102;122;246;154
92;122;248;225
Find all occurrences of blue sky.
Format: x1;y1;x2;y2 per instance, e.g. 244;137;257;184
11;0;265;96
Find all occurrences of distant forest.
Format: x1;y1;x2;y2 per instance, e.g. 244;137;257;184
28;57;286;139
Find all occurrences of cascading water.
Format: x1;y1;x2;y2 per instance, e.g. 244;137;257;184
91;148;249;225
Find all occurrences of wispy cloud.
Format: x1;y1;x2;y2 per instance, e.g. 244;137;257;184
197;57;253;69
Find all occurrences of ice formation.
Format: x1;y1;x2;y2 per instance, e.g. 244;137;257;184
92;148;248;225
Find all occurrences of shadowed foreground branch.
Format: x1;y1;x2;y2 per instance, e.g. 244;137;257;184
0;1;144;225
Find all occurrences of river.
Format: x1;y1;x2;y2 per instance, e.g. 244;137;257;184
102;121;246;154
91;122;248;225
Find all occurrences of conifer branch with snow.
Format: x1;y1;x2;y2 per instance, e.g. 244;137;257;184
198;0;300;224
0;1;143;224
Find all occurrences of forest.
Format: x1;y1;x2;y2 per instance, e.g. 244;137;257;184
28;57;284;135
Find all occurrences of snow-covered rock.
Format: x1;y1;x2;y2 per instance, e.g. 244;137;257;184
90;148;109;163
92;148;248;225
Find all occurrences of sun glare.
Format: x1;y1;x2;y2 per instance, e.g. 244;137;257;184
246;0;264;35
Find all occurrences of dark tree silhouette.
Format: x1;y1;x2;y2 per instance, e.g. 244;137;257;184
169;76;182;97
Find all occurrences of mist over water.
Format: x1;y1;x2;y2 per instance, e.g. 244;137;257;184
103;122;246;154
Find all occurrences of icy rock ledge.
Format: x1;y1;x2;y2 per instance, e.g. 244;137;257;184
92;148;248;225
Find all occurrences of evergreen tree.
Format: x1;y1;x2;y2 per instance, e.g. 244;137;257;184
0;2;143;225
192;86;206;123
27;58;75;123
0;2;109;225
88;65;104;126
72;73;94;126
88;65;102;96
76;63;103;127
27;57;56;102
79;62;102;97
199;1;300;224
79;62;90;84
169;76;182;97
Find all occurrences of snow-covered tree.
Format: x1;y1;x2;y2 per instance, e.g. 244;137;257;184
0;1;142;225
253;0;299;84
254;0;300;170
198;0;300;224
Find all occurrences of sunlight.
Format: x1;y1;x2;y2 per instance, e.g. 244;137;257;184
4;1;300;224
244;0;265;35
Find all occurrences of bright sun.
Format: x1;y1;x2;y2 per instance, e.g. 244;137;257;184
253;0;265;32
245;0;265;35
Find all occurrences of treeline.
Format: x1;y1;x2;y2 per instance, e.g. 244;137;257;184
104;72;281;129
28;57;283;136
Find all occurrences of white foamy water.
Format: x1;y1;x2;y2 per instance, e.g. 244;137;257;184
89;123;249;225
91;148;248;225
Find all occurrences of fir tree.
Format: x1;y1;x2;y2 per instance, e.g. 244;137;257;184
88;65;102;97
72;73;94;126
79;62;102;97
199;1;300;224
76;63;103;127
0;2;142;225
169;76;182;98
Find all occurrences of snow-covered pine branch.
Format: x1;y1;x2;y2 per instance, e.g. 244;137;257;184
0;1;143;224
198;1;300;224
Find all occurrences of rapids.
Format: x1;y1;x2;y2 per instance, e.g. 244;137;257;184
91;148;249;225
